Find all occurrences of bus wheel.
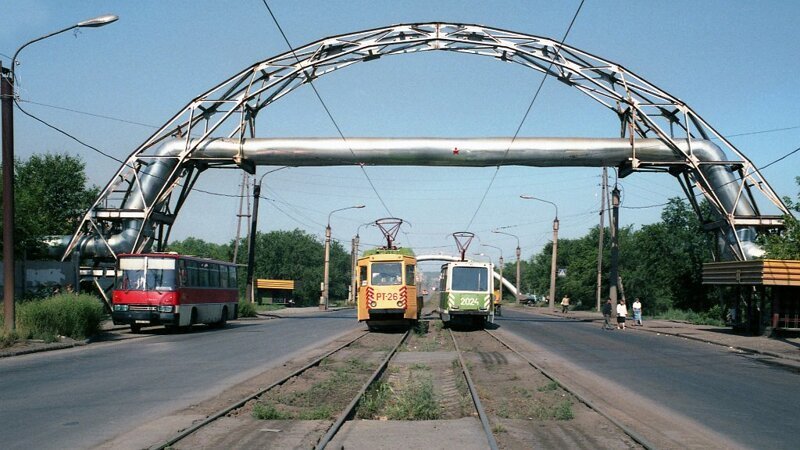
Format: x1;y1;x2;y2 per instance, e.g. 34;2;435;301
130;324;141;334
213;307;228;328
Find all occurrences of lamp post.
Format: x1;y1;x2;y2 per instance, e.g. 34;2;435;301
491;229;521;304
245;166;288;304
350;221;372;305
481;243;504;303
520;195;559;311
2;14;118;332
321;205;365;310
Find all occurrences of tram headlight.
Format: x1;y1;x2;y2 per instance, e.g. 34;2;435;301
369;301;377;308
397;301;404;307
113;304;128;312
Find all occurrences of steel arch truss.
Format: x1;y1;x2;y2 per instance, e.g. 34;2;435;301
64;22;789;263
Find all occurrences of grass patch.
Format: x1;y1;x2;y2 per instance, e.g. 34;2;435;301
413;321;429;336
553;400;574;420
280;369;355;407
652;306;724;326
255;303;286;312
538;381;559;392
492;423;507;433
252;401;291;420
386;377;440;420
357;380;392;419
409;363;430;371
15;294;104;341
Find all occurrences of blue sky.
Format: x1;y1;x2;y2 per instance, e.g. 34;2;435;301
2;1;799;268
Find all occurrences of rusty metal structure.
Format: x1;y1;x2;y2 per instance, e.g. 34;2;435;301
60;22;790;296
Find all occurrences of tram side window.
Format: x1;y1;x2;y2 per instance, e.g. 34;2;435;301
360;266;368;286
440;267;448;291
405;264;415;286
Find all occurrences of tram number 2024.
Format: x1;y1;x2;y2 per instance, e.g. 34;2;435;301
376;292;401;301
461;297;479;306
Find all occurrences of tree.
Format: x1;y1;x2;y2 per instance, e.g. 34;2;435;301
244;229;351;305
760;177;800;259
0;153;99;257
167;237;232;261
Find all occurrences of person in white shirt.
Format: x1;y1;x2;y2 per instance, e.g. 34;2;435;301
632;298;643;326
616;299;628;330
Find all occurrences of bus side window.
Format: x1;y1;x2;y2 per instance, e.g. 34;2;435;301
187;261;198;287
360;266;368;286
178;261;188;287
209;264;220;288
219;266;228;288
229;266;237;287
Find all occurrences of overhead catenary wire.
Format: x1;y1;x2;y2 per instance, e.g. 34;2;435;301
463;0;586;230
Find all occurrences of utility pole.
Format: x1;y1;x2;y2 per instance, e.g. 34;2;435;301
609;185;620;307
2;62;15;331
595;167;607;311
231;172;249;263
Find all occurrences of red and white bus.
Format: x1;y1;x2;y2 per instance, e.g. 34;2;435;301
112;253;239;333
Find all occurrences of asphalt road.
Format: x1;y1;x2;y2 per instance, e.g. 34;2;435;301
0;309;360;450
495;308;800;450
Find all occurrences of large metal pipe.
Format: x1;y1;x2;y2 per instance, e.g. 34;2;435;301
69;137;760;259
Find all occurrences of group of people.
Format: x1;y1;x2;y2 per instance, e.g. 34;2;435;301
601;297;643;330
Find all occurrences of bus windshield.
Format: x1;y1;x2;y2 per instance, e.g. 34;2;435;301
451;266;489;292
116;257;177;291
371;262;402;286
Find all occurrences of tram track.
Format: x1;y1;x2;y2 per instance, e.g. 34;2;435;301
447;328;650;449
149;329;408;450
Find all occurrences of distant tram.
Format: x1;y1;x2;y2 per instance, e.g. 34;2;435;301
439;260;495;328
356;218;421;330
112;253;238;333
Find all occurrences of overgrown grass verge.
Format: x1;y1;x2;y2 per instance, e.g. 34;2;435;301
652;305;724;326
3;294;105;344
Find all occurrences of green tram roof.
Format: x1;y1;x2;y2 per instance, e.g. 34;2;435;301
362;247;416;257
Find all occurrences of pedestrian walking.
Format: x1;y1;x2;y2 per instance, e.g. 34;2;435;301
616;299;628;330
561;295;570;313
601;298;613;330
632;298;643;326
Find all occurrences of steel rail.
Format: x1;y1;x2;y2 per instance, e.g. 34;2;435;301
484;329;655;450
449;329;500;450
315;329;411;449
149;329;369;450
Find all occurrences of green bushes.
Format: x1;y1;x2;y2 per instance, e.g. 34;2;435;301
16;294;105;342
652;305;724;327
238;300;257;318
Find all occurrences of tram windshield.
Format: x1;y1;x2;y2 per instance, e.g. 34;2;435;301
371;262;402;286
451;266;489;292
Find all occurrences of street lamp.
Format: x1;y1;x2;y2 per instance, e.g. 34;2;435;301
520;195;559;311
481;243;504;305
2;14;118;332
245;166;289;304
491;229;521;304
321;205;365;310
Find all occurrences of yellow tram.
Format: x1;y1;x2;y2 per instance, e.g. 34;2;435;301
357;248;421;330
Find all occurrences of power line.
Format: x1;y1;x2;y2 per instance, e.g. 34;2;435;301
18;99;159;128
464;0;585;230
258;0;395;218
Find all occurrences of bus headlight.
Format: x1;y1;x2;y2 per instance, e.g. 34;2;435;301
113;304;129;312
158;305;174;313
